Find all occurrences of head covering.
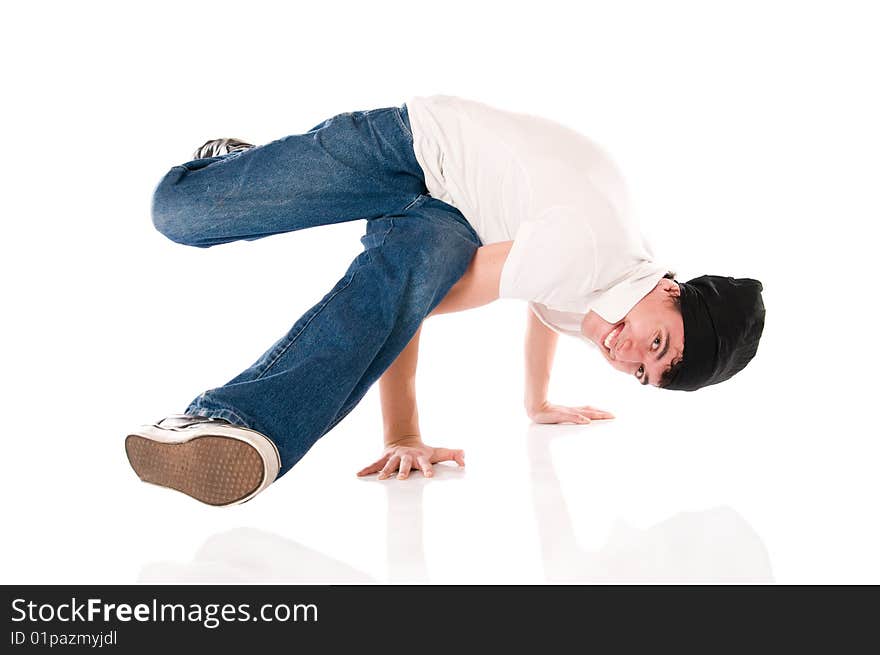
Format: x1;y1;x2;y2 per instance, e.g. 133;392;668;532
664;275;765;392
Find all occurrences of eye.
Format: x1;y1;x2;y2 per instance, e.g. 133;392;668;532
652;336;661;350
635;365;645;379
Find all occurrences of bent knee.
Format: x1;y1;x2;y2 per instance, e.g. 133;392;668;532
150;168;208;247
416;224;478;277
151;203;200;246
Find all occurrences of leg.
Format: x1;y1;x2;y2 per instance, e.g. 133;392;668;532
184;196;483;476
150;104;425;247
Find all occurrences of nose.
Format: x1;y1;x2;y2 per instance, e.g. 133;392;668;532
614;338;644;363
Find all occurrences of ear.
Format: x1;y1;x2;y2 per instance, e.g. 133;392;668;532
657;277;681;297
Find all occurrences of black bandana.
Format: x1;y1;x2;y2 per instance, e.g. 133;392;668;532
664;275;765;392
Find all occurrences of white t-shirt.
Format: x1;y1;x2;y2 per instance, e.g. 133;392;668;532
406;94;669;338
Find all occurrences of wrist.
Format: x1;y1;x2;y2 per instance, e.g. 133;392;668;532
383;419;421;446
384;434;422;447
525;397;549;417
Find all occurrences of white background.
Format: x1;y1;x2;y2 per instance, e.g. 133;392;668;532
1;0;877;583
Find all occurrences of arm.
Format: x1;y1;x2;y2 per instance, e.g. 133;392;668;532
358;241;514;480
358;322;464;480
524;304;559;416
379;324;423;446
524;305;617;424
358;242;512;479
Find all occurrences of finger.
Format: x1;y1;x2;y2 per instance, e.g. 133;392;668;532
397;454;413;480
378;455;401;480
557;413;590;424
578;406;616;419
357;455;390;476
430;448;465;467
540;412;589;425
431;447;464;465
416;456;434;478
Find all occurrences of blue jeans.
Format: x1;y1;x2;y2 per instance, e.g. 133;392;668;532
150;104;482;477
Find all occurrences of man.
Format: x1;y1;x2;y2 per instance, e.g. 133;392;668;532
125;96;765;506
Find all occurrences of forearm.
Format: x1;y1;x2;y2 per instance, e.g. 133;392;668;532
524;305;559;414
379;323;423;445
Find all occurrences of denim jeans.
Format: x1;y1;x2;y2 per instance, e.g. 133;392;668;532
150;104;483;477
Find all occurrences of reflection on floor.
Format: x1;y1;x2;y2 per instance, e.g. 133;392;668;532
527;431;772;583
140;431;772;583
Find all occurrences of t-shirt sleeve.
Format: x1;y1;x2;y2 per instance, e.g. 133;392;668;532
527;301;559;333
498;208;598;313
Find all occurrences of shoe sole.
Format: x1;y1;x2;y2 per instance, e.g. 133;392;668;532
125;434;266;506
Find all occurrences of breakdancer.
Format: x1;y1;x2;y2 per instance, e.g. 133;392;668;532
125;95;765;505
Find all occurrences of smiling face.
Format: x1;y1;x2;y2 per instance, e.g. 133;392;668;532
580;278;685;387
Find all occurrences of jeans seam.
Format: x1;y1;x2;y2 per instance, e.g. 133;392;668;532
254;269;360;381
394;106;414;143
180;150;243;171
322;218;395;434
381;218;394;246
400;193;426;213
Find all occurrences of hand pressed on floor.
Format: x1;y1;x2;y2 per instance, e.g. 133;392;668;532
356;436;465;480
527;400;615;425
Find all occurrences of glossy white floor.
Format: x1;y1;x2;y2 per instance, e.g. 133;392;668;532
3;293;878;584
2;2;878;584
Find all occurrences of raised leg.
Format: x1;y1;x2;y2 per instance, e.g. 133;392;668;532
150;105;426;247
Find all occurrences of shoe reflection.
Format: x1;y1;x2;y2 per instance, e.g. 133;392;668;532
138;471;451;583
527;425;773;583
139;427;772;583
139;526;376;583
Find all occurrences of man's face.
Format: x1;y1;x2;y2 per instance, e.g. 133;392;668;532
581;279;685;387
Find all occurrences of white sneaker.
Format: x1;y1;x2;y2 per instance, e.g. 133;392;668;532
125;415;281;506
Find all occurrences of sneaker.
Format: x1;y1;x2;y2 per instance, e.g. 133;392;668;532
125;415;281;506
192;137;255;160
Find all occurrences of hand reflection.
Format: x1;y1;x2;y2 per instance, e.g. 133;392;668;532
138;466;465;583
526;425;773;583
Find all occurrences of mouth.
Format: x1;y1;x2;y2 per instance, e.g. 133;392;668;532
602;322;625;359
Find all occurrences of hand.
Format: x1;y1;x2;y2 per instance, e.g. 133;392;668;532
356;436;465;480
527;400;615;425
